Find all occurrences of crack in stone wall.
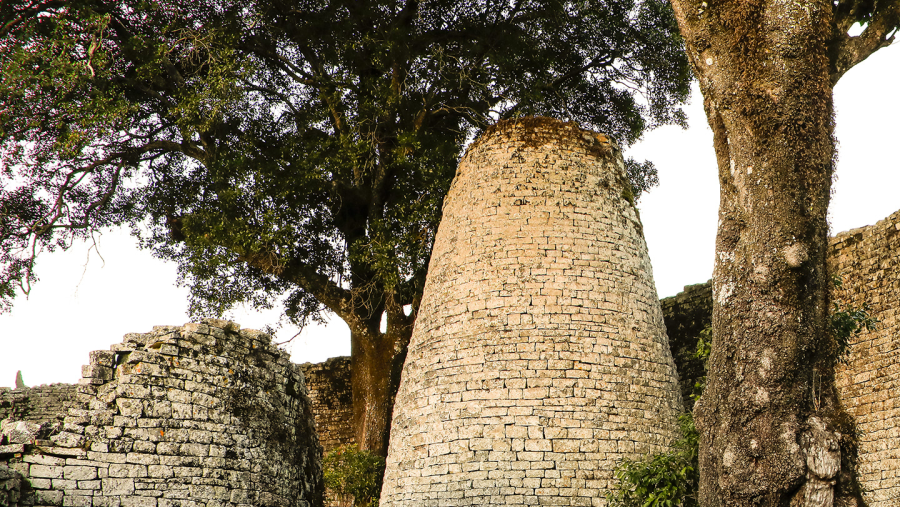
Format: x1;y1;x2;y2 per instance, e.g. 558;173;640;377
0;319;324;507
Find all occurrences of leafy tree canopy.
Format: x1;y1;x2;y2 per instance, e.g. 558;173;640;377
1;0;690;324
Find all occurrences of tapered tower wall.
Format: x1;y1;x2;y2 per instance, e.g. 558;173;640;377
380;117;684;507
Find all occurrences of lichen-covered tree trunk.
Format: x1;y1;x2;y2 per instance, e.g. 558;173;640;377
668;1;877;505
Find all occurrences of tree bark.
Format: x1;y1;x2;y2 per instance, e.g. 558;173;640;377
350;321;412;456
668;1;868;506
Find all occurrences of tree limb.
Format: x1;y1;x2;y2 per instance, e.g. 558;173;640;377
830;0;900;85
237;249;364;334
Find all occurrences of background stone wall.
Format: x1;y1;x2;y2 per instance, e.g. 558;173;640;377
381;118;684;507
831;209;900;506
300;357;354;452
0;320;323;507
659;282;711;411
0;384;78;426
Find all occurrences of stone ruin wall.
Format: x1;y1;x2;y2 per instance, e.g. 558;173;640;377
1;385;79;427
0;319;323;507
660;208;900;507
299;357;354;452
658;282;711;412
381;118;684;506
830;209;900;506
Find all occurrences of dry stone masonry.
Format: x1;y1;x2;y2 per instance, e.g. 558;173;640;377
299;357;354;452
658;282;712;411
831;209;900;507
380;117;684;507
0;319;323;507
0;385;78;427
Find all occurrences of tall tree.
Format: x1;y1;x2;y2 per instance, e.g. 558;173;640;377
1;0;691;455
668;1;899;505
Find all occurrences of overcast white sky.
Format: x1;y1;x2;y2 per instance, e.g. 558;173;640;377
2;45;898;389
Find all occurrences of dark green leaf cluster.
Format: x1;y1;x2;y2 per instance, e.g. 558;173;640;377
624;158;660;203
323;444;385;507
829;276;878;365
607;414;700;507
690;326;711;403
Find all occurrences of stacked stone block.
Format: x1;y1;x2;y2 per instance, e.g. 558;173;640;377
831;209;900;506
299;357;354;452
659;282;712;411
0;463;33;506
0;319;323;507
0;385;78;426
380;117;684;507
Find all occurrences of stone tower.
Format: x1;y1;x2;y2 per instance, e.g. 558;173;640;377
380;117;684;506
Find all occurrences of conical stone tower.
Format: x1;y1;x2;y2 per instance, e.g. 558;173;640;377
380;117;683;506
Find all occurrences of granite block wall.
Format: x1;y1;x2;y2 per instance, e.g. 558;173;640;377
0;319;324;507
659;282;712;412
830;209;900;506
380;117;684;507
299;357;354;452
0;385;79;426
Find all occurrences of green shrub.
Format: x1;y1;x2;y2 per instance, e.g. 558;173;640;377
323;444;385;507
607;414;700;507
830;276;878;365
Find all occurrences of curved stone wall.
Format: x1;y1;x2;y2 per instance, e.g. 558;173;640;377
0;319;323;507
381;117;684;506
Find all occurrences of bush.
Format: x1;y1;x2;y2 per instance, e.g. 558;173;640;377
607;414;700;507
323;444;385;507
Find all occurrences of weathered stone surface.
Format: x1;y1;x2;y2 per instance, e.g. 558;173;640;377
1;319;324;507
299;357;354;452
381;117;684;506
0;463;34;507
0;421;42;445
659;282;712;411
0;384;78;425
831;209;900;507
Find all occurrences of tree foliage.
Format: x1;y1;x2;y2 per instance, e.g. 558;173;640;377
1;0;690;320
323;444;385;507
607;414;700;507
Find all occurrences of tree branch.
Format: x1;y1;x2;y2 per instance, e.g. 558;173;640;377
237;249;365;335
830;1;900;85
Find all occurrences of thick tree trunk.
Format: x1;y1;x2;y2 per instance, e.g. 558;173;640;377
350;323;411;456
669;2;863;506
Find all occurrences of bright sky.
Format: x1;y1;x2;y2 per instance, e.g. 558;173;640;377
2;45;898;389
